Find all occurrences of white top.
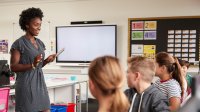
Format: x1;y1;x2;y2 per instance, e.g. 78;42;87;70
154;79;181;99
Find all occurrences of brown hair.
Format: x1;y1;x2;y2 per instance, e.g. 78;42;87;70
178;59;190;68
128;56;155;83
156;52;184;96
89;56;129;112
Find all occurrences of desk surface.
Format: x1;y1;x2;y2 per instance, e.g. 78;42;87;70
9;74;78;95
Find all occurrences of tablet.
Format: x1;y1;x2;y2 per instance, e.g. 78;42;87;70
56;48;65;57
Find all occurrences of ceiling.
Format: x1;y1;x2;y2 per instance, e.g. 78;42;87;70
0;0;90;4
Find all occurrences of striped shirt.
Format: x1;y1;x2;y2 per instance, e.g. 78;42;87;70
154;79;181;99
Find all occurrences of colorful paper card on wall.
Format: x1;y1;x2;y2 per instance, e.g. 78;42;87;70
144;31;156;40
132;31;143;40
183;30;189;34
0;39;8;54
168;30;174;34
190;30;196;34
131;44;143;57
143;45;156;59
131;21;144;30
144;21;157;30
131;44;143;54
131;53;143;57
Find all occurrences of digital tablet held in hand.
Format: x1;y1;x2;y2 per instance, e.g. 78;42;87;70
56;48;65;57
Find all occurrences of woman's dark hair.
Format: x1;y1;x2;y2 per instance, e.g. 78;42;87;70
156;52;184;96
19;7;43;31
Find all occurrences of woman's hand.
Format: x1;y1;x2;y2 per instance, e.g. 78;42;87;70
45;54;56;63
33;54;43;67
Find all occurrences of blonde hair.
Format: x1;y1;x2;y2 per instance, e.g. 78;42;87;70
128;56;155;83
89;56;129;112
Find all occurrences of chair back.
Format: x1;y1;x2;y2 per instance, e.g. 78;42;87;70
0;87;10;112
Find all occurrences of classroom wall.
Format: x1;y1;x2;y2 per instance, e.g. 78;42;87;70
0;0;200;98
1;0;200;71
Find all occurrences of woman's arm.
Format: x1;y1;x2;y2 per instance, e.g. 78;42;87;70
10;49;33;72
169;97;181;111
42;54;56;67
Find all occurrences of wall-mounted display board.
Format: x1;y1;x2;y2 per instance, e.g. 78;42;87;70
128;16;200;62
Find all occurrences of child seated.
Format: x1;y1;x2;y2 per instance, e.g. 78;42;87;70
154;52;183;111
125;56;169;112
178;59;192;95
88;56;129;112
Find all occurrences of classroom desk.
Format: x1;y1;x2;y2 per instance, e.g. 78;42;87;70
9;74;88;112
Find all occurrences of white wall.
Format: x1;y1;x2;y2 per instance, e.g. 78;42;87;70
1;0;200;69
1;0;200;98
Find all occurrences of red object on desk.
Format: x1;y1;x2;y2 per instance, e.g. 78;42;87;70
52;103;76;112
67;103;76;112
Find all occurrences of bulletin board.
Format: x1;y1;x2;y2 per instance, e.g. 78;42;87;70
128;16;200;62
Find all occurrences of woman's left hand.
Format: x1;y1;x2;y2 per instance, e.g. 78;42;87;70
46;54;56;63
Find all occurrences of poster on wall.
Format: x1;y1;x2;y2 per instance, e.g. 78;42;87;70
0;40;8;54
132;31;143;40
131;21;144;30
131;44;143;54
143;45;156;59
144;21;157;30
129;17;200;63
131;44;143;57
144;31;156;40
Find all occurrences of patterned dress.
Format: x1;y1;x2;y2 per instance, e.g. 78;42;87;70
11;36;50;112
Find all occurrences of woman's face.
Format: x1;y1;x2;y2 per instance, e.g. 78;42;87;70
26;17;42;36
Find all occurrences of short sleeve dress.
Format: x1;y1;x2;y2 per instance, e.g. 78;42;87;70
10;36;50;112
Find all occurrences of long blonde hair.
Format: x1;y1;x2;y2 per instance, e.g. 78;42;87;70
89;56;129;112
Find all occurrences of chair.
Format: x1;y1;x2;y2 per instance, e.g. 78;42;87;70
0;87;10;112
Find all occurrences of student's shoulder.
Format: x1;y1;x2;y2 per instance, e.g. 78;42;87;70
150;85;169;104
149;85;166;97
154;79;161;84
168;79;180;86
153;87;167;98
124;88;136;97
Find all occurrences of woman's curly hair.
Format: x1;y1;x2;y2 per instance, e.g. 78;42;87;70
19;7;44;31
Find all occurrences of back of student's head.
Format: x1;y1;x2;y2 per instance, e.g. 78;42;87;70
88;55;129;112
128;56;155;83
89;56;129;112
155;52;184;96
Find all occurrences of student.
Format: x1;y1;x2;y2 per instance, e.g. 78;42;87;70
88;56;129;112
125;56;169;112
178;59;192;94
154;52;183;111
10;7;56;112
172;58;188;104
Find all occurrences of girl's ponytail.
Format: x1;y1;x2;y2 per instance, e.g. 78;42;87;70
173;58;184;97
111;89;129;112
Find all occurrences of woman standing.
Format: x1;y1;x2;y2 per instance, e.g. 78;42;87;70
10;7;56;112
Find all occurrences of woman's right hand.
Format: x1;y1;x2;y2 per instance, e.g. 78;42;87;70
33;54;43;67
